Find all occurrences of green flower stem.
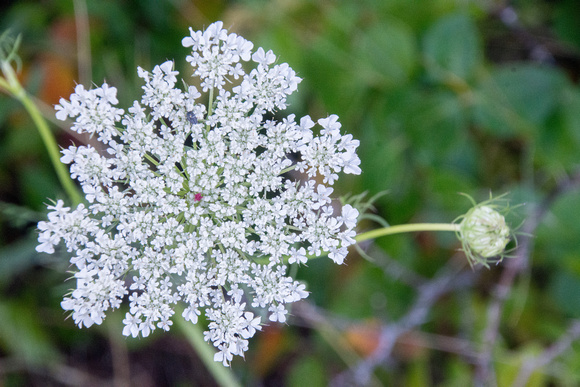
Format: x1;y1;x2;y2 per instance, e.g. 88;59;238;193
355;223;460;243
298;223;461;264
0;61;83;205
174;314;242;387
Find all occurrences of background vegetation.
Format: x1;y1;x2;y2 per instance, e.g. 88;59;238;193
1;0;580;385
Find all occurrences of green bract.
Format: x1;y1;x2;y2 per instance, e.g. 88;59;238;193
461;205;510;257
455;195;513;267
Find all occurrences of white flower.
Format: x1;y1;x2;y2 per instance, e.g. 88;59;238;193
268;304;288;323
38;22;361;366
252;47;276;67
340;204;359;229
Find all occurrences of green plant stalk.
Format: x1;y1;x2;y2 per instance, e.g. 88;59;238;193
355;223;460;243
296;223;462;264
175;315;241;387
0;61;82;205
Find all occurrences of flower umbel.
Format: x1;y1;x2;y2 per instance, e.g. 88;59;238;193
37;22;361;365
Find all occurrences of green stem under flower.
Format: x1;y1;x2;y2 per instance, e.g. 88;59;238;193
175;312;241;387
355;223;460;243
300;223;461;263
0;60;83;205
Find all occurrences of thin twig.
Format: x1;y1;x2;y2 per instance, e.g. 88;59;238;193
513;320;580;387
333;261;477;386
292;301;384;387
0;357;110;386
73;0;92;86
357;243;427;288
107;319;131;387
404;331;481;362
474;170;580;386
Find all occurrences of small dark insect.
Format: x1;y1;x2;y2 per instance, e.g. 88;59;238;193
186;111;197;125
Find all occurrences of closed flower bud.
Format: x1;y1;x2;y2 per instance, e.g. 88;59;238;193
461;205;510;257
455;194;514;267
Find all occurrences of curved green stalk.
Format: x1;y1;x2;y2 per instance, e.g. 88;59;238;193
174;314;242;387
355;223;460;243
1;60;82;205
251;223;463;265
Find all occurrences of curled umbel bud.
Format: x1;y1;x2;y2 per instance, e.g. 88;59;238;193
456;196;513;267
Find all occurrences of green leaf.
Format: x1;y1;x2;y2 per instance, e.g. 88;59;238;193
445;357;473;386
0;236;42;287
20;163;61;210
354;18;418;87
496;344;548;387
537;86;580;173
287;356;327;387
404;90;471;167
560;87;580;145
358;110;412;214
0;300;61;366
426;170;477;214
305;35;364;116
423;13;481;81
550;271;580;318
473;65;566;137
535;188;580;265
554;0;580;50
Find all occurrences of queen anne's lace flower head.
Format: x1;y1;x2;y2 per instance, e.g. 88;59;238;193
37;22;361;366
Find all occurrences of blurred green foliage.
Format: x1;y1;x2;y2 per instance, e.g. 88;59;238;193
1;0;580;385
